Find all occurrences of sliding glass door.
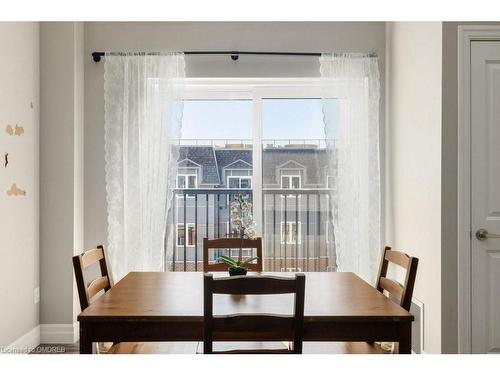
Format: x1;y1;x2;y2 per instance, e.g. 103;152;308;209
168;79;336;272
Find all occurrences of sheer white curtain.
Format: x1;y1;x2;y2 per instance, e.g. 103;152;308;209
104;52;185;281
320;53;381;283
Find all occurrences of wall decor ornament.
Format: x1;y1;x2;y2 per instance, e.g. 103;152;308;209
5;124;24;136
7;183;26;196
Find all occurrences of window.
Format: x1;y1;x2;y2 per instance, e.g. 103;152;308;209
177;174;197;189
177;223;196;247
280;267;303;272
227;176;252;189
223;222;253;257
170;79;340;272
325;220;335;244
327;176;335;189
281;175;301;189
280;221;301;244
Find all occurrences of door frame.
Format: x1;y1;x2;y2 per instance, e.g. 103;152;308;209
457;25;500;354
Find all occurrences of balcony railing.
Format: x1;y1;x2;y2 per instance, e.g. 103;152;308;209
168;188;335;272
174;139;332;149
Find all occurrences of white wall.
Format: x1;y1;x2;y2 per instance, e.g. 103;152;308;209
0;22;40;348
39;22;84;341
385;22;442;353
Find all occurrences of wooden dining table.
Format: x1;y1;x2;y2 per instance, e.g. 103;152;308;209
78;271;414;354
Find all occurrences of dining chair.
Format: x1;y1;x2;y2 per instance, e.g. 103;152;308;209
202;273;306;354
304;246;419;354
73;245;198;354
203;237;263;272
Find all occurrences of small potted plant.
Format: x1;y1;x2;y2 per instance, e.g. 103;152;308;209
218;255;259;276
218;194;258;276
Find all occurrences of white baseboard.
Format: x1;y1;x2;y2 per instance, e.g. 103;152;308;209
2;326;40;354
40;324;76;344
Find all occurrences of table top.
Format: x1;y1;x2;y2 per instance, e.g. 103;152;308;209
78;272;413;323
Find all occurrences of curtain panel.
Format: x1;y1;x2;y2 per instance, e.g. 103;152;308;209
320;53;381;283
104;52;185;281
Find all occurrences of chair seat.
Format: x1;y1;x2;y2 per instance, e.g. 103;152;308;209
197;341;291;354
106;342;199;354
303;342;392;354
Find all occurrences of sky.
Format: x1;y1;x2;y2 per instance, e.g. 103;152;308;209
180;99;329;141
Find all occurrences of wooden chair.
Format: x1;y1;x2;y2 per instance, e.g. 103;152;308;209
202;273;305;354
73;245;198;354
203;237;263;272
304;246;419;354
376;246;419;312
73;245;112;312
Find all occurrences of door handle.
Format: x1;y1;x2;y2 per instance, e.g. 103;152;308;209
475;228;500;241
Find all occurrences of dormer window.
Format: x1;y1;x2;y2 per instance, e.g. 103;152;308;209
227;176;252;189
281;175;301;189
177;174;197;189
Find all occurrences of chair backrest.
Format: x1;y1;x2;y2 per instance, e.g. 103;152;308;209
376;246;419;311
203;237;263;272
72;245;112;311
203;273;306;354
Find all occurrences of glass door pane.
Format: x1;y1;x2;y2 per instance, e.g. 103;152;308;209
261;98;332;272
170;99;253;271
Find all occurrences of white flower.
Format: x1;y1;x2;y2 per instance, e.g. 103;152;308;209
244;227;257;239
229;195;257;238
242;216;254;227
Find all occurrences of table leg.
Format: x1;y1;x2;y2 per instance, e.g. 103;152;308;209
398;322;412;354
79;322;93;354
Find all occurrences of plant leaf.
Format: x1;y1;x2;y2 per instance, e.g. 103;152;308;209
218;255;238;267
239;257;258;267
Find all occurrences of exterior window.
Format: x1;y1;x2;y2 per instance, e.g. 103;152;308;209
327;176;335;189
177;223;196;247
281;175;301;189
326;220;335;243
177;174;197;199
280;222;301;244
177;174;197;189
227;176;252;189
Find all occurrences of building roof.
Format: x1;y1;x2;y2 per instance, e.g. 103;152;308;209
176;146;220;185
214;149;252;182
177;145;331;187
262;148;329;186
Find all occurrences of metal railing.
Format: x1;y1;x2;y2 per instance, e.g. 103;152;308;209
169;188;335;272
174;139;332;149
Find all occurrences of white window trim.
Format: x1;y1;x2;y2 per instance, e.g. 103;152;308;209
280;221;302;245
326;175;335;189
227;175;253;189
176;223;196;247
325;220;334;244
280;267;303;272
280;175;302;202
280;174;302;189
176;173;198;189
176;173;198;199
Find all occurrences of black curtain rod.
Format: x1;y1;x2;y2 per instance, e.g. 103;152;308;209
91;51;377;63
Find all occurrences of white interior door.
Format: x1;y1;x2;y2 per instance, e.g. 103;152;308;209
471;40;500;354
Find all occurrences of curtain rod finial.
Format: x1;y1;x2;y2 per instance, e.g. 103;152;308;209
92;52;103;62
